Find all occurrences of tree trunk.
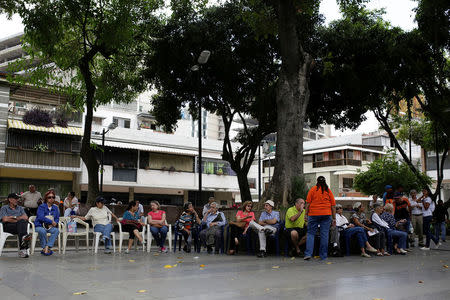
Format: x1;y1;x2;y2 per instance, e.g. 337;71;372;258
236;170;252;202
79;53;99;205
269;0;311;207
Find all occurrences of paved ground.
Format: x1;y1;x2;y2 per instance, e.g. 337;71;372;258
1;245;450;300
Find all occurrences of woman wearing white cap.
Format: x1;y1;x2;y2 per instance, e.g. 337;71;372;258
351;201;387;256
248;199;280;258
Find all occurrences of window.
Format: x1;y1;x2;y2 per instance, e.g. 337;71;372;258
314;153;323;162
347;150;354;159
343;177;354;189
113;117;131;129
331;151;341;159
92;116;103;126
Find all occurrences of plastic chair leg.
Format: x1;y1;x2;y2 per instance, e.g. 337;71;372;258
0;235;8;256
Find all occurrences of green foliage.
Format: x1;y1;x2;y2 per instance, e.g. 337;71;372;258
354;152;432;196
392;115;449;153
34;143;48;152
8;0;161;111
290;176;308;206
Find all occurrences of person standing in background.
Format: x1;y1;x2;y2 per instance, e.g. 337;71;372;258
20;185;42;216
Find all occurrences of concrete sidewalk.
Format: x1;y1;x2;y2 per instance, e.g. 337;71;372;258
1;246;449;300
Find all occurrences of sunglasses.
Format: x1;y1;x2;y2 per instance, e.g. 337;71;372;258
47;196;55;199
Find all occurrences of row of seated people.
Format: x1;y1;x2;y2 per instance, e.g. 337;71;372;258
1;191;409;258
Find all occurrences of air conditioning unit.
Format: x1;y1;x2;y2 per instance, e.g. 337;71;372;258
71;141;81;153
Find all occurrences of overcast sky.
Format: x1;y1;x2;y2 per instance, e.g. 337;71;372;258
0;0;418;136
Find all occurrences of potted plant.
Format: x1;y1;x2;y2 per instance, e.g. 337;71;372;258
217;168;223;175
23;107;54;127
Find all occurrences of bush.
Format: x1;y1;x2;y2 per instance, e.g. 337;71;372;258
23;108;54;127
290;175;309;206
55;112;68;127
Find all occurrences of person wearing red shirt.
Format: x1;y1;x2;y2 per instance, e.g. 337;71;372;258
304;176;336;261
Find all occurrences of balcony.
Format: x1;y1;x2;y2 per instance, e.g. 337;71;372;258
5;148;80;168
112;168;137;182
313;159;362;168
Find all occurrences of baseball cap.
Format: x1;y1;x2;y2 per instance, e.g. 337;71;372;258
264;200;275;207
7;193;20;199
353;202;362;210
385;185;393;190
336;203;343;209
96;196;106;203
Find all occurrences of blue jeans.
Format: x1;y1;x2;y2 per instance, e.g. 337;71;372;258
150;226;168;248
345;227;367;249
423;216;438;247
94;224;113;247
435;222;446;242
35;226;59;249
386;229;407;252
305;215;332;260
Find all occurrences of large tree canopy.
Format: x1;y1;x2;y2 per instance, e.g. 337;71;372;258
9;0;162;204
142;0;278;201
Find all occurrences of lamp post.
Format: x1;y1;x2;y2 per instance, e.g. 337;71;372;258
258;140;269;201
191;50;210;206
100;122;117;194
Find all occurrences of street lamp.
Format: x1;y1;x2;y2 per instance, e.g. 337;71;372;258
99;122;117;194
191;50;210;206
258;140;270;201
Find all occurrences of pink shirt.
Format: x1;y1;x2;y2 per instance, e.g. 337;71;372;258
236;211;255;228
148;210;164;221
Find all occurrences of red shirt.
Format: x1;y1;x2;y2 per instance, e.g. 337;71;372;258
306;186;336;216
148;210;164;220
236;211;255;228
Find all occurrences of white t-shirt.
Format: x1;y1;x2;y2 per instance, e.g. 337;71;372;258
422;197;435;217
85;206;112;227
64;197;79;209
409;198;423;215
336;214;350;228
138;203;144;215
21;191;42;208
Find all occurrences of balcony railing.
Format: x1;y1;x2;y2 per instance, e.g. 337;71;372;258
5;149;80;168
112;168;137;182
313;159;362;168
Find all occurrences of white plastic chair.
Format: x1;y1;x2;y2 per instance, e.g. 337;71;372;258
92;213;116;254
118;217;146;253
147;220;172;252
0;222;31;256
28;216;62;255
60;217;90;254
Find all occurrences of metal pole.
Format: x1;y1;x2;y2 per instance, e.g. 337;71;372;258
434;125;441;201
408;103;412;161
258;145;261;201
100;128;105;194
198;101;202;207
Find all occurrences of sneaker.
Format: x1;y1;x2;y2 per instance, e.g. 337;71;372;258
124;249;130;254
18;249;29;258
366;246;378;253
160;247;168;253
420;246;430;251
104;247;112;254
20;234;32;249
399;249;407;254
256;251;266;258
361;252;371;258
304;256;312;261
434;242;441;249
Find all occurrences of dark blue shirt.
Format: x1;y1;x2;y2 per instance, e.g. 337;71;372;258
35;203;60;228
380;212;396;230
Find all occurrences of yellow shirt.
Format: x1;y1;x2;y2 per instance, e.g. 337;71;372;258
285;206;305;229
